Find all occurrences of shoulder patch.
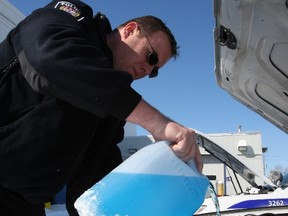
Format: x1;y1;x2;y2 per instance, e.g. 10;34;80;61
54;1;81;17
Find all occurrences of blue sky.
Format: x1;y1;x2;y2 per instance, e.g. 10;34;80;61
8;0;287;174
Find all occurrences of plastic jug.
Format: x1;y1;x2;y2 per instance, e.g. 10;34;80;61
75;141;209;216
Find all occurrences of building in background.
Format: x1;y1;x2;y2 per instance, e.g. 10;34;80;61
202;131;266;195
0;0;24;42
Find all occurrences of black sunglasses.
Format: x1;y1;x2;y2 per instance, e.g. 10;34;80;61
139;26;159;78
148;53;158;78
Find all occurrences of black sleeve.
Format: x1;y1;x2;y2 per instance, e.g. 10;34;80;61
10;0;141;120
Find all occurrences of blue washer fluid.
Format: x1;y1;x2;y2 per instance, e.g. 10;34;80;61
75;141;209;216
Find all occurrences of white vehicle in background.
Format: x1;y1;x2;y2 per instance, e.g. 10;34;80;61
195;0;288;215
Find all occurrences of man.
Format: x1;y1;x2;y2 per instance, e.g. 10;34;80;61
0;0;202;215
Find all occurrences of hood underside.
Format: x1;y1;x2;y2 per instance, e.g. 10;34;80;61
213;0;288;134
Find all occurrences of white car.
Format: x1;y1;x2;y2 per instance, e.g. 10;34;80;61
195;133;288;215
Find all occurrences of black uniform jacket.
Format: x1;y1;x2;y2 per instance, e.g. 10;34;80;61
0;0;141;207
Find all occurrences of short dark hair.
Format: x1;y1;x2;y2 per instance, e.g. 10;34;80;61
119;15;179;60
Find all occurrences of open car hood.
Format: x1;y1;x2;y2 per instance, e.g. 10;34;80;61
213;0;288;134
196;132;276;188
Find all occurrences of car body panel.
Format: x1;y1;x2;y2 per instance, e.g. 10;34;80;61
213;0;288;134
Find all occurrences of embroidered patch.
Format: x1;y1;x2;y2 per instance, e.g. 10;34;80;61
54;1;81;17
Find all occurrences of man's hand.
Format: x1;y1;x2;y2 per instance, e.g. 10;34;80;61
166;124;203;173
126;99;203;173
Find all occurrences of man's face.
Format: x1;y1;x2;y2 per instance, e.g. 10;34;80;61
113;22;172;80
